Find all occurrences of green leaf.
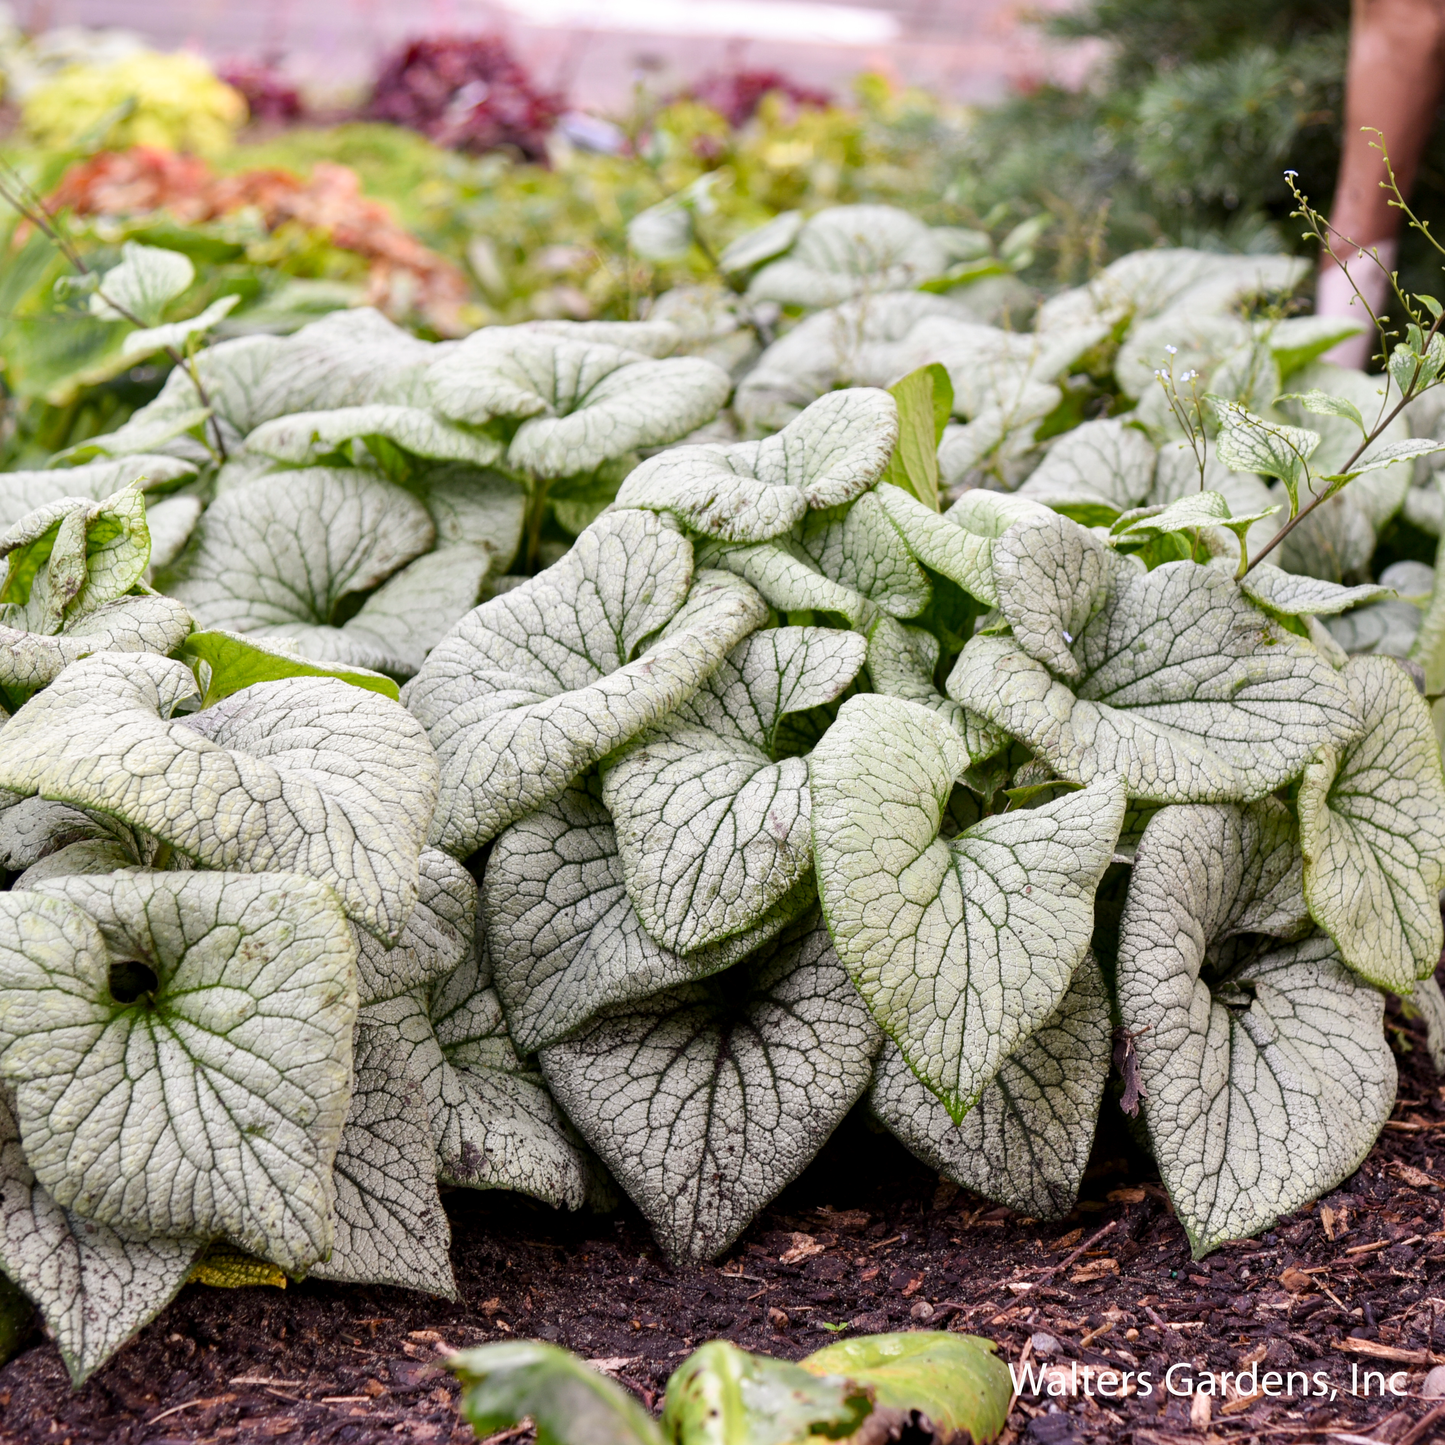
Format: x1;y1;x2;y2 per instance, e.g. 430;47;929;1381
162;466;441;677
0;1087;199;1385
484;782;811;1055
0;652;436;943
0;456;196;530
660;1340;871;1445
1299;657;1445;992
1208;396;1320;513
540;914;881;1262
183;629;401;706
809;693;1123;1119
793;491;931;619
880;363;953;511
1414;976;1445;1073
950;512;1359;804
1117;802;1395;1255
306;1026;456;1298
870;953;1110;1220
89;242;193;326
1329;436;1445;485
696;537;875;629
1266;319;1365;380
0;872;358;1273
601;627;866;956
799;1332;1012;1443
405;510;767;857
618;388;900;544
449;1340;663;1445
1276;389;1367;439
718;211;805;275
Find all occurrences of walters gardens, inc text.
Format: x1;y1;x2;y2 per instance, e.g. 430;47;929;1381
1010;1357;1415;1405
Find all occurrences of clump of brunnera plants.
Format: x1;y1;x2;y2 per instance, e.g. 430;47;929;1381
1;196;1444;1388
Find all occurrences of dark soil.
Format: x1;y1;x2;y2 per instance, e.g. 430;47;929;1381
4;992;1445;1445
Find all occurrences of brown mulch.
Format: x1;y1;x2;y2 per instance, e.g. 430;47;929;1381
3;991;1445;1445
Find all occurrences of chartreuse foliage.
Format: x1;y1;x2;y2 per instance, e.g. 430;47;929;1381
446;1330;1012;1445
0;204;1443;1384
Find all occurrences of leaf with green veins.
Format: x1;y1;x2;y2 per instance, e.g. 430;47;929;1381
1277;389;1368;438
809;693;1124;1120
1117;803;1395;1255
243;405;505;471
0;652;436;943
0;871;357;1273
745;204;951;307
617;388;899;544
695;536;874;628
865;615;1008;762
1238;566;1393;619
880;363;953;511
122;294;241;360
541;913;881;1263
484;782;813;1055
870;487;995;608
1209;396;1321;512
1414;976;1445;1072
799;1332;1013;1444
449;1340;663;1445
793;491;931;620
949;513;1359;805
307;1026;456;1299
601;627;866;956
427;330;729;480
353;847;476;1006
1324;436;1445;485
359;979;592;1207
661;1340;871;1445
0;457;196;531
1015;418;1158;519
0;1088;201;1386
1113;492;1281;547
89;243;194;326
870;953;1110;1220
182;630;400;707
1389;328;1445;396
0;483;152;635
0;594;194;696
162;466;439;677
404;511;767;858
1298;656;1445;992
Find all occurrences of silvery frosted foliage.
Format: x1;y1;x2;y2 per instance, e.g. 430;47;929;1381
540;913;882;1265
0;871;358;1272
949;512;1358;803
161;467;478;677
2;233;1442;1374
601;627;867;956
617;388;899;544
405;509;767;858
0;1087;202;1386
741;205;954;308
810;694;1124;1120
1298;656;1445;993
869;953;1111;1220
1117;802;1395;1255
0;653;437;943
426;329;731;481
0;483;192;693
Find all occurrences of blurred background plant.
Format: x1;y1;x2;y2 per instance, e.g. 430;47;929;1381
6;0;1445;465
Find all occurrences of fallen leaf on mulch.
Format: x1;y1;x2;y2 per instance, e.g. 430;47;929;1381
1278;1266;1314;1293
1068;1258;1119;1284
780;1233;826;1265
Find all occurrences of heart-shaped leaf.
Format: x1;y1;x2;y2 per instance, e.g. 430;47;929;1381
404;510;766;857
810;693;1124;1118
0;872;358;1272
